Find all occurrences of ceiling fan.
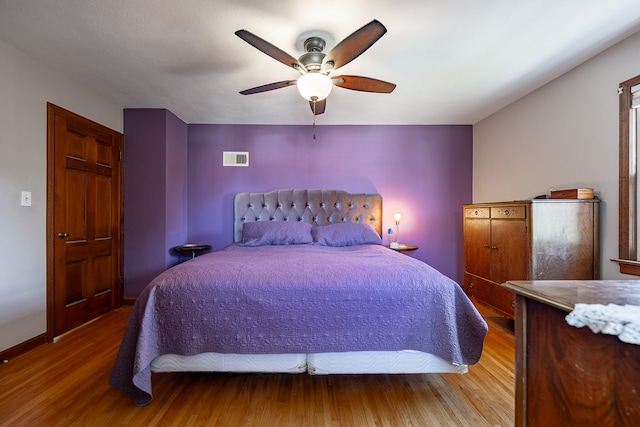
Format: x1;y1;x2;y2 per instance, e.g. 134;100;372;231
235;19;396;116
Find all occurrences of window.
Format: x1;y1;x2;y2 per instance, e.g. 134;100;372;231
616;74;640;275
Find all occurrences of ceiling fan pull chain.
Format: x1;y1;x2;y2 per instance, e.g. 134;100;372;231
312;98;317;139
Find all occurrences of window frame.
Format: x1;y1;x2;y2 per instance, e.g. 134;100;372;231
616;74;640;275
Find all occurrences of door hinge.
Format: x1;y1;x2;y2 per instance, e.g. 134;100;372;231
119;150;122;161
618;87;624;95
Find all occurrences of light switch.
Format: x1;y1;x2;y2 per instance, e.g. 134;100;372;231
21;191;32;206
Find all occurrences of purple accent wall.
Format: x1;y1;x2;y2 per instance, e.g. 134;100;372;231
123;109;188;297
165;112;188;266
186;124;472;282
123;111;472;297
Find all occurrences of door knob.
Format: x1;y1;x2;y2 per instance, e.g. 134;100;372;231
57;232;69;238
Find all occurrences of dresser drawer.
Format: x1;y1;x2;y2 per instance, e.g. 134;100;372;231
464;207;490;218
491;205;526;219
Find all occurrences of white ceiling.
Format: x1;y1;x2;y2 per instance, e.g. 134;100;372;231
1;0;640;125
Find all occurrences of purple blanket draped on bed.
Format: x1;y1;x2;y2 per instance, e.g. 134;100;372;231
110;244;487;406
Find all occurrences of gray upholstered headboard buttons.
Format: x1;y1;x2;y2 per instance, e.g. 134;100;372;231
234;189;383;242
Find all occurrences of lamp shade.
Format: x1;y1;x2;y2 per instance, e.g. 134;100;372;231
297;73;333;101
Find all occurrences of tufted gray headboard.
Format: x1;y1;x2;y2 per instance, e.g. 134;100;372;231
234;189;383;243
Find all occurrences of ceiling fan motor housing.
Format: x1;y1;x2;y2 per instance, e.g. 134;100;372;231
304;36;325;52
299;37;326;72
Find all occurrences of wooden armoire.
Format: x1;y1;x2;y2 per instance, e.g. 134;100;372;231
462;199;600;318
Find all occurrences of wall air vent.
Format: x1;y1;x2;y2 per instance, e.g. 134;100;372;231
223;151;249;167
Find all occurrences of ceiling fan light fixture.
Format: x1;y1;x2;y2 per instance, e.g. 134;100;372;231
297;73;333;101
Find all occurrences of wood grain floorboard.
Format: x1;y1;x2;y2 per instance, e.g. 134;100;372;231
0;301;514;426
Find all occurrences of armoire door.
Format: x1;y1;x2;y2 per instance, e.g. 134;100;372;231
464;216;491;279
490;218;529;284
490;217;528;317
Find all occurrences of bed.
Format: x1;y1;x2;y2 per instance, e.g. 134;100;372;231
110;189;488;406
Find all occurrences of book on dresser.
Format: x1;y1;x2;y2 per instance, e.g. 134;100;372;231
462;199;600;318
549;188;594;199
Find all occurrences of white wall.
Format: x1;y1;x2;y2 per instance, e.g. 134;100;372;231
473;30;640;280
0;40;122;352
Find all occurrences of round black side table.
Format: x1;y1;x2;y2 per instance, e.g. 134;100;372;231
385;244;419;253
173;244;212;259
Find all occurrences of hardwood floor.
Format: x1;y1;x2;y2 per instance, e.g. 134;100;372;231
0;302;514;426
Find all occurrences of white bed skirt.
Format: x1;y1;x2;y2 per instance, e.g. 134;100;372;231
307;350;468;375
150;351;468;375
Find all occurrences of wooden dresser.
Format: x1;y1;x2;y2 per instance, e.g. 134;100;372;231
504;280;640;426
462;199;600;318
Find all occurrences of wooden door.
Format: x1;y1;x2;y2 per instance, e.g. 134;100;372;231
47;103;123;338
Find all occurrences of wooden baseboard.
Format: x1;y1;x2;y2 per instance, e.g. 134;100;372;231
0;333;47;362
0;302;136;363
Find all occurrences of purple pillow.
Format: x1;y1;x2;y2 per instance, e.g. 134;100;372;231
241;221;313;246
313;223;382;247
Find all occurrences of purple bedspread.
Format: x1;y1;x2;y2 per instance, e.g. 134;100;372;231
110;244;487;406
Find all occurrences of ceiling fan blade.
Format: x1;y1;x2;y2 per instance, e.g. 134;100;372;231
322;20;387;70
239;80;297;95
235;30;303;71
332;75;396;93
309;98;326;115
